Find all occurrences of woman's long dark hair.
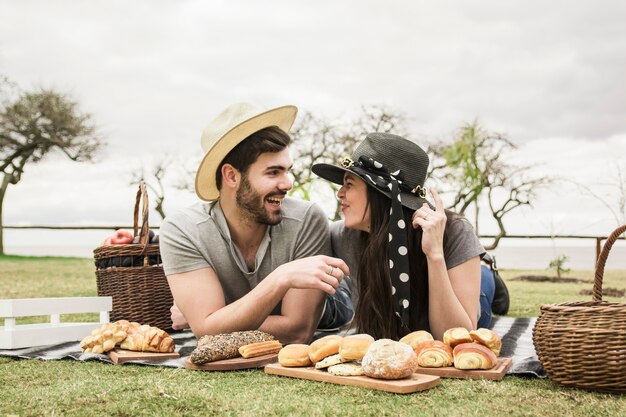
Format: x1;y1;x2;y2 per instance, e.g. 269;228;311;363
353;187;450;340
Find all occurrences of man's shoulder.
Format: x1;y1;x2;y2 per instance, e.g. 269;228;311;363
162;201;213;229
281;197;325;222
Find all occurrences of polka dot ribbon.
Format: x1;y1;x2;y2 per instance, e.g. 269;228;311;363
342;155;414;329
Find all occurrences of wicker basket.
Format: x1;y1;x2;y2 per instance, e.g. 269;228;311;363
93;182;173;330
532;224;626;393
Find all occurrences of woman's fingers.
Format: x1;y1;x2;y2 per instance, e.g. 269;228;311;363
430;188;445;211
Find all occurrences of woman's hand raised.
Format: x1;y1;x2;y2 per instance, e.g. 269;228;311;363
411;188;447;259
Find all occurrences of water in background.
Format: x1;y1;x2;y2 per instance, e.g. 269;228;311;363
5;238;626;270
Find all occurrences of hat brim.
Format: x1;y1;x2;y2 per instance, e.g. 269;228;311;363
195;105;298;201
312;163;430;211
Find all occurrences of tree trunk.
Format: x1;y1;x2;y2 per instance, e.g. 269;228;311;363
0;173;11;255
474;200;480;236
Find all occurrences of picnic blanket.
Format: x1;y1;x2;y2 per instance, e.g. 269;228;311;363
0;316;544;377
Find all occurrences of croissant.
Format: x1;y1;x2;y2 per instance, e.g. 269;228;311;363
415;340;453;368
80;321;130;353
453;342;497;370
443;327;473;348
119;323;175;353
469;328;501;356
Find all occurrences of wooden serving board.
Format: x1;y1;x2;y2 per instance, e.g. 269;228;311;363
184;353;279;371
108;349;180;364
415;357;512;380
264;363;440;394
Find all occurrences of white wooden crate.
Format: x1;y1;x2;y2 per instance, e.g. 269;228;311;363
0;297;112;349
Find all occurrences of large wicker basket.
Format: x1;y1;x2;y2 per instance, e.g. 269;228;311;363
533;224;626;393
93;182;173;330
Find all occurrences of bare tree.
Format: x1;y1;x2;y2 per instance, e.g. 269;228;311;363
129;157;172;220
0;85;103;254
429;120;551;249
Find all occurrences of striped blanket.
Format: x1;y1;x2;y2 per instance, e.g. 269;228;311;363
0;316;544;376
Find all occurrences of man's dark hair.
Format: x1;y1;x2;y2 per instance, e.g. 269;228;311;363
216;126;291;190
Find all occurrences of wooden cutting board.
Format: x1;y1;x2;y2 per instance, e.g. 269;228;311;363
184;353;279;371
108;349;180;364
415;357;512;380
264;363;440;394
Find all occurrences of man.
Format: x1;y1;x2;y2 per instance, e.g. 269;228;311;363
160;103;353;343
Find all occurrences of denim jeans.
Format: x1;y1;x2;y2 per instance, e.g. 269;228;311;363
317;279;354;331
478;264;496;328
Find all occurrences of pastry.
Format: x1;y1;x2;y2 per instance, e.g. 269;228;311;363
453;342;498;370
191;330;275;364
278;344;312;367
327;362;365;376
469;328;502;356
361;339;418;380
309;335;343;363
238;340;282;358
80;321;130;353
338;334;375;361
443;327;473;348
119;323;175;353
315;353;349;369
416;340;454;368
399;330;434;351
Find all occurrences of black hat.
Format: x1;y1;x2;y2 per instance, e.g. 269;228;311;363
312;132;430;211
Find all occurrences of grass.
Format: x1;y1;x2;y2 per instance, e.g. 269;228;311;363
1;254;626;416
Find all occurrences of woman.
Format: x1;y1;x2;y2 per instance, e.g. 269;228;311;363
312;132;493;340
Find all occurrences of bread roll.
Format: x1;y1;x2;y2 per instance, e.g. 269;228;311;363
315;353;349;369
361;339;418;380
453;342;497;370
278;344;312;367
309;335;343;363
443;327;473;348
399;330;434;351
416;340;453;368
469;328;501;356
339;334;375;361
327;363;365;376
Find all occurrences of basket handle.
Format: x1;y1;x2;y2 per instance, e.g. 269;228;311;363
133;181;151;250
593;224;626;301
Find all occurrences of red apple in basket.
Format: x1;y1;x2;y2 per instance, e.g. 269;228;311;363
109;230;133;245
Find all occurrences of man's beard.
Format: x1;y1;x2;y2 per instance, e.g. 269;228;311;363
236;174;284;225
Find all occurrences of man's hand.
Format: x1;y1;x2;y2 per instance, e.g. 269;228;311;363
170;303;190;330
273;255;350;295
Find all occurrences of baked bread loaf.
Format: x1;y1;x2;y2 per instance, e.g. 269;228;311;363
339;334;375;361
80;321;131;353
443;327;473;348
278;344;312;367
238;340;282;358
315;353;349;369
399;330;434;351
119;323;175;353
361;339;418;380
191;330;275;364
415;340;454;368
469;328;501;356
453;342;497;370
309;335;343;363
327;362;365;376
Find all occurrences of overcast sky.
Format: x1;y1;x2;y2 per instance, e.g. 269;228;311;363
1;0;626;247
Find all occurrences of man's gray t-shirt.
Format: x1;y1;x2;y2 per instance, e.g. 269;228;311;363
160;197;331;308
330;216;485;308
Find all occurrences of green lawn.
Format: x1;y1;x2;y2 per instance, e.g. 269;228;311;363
1;255;625;416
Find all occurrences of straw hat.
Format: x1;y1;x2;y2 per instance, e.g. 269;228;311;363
195;103;298;201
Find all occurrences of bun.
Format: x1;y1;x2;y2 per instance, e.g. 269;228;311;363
339;334;375;360
362;339;418;380
278;344;312;367
453;342;497;370
309;335;343;363
443;327;473;348
399;330;434;351
469;328;501;356
415;340;453;368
